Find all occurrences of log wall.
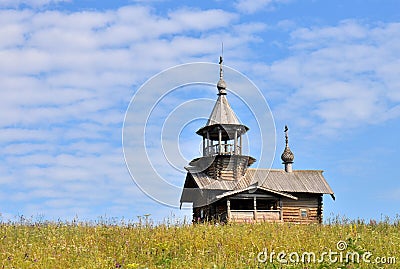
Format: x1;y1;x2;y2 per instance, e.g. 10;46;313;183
281;193;323;224
204;155;249;180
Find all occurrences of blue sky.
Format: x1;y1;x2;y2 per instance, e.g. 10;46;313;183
0;0;399;222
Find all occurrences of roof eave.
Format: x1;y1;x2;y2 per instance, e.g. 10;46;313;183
215;186;298;201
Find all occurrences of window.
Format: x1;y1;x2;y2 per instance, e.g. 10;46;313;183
300;209;308;218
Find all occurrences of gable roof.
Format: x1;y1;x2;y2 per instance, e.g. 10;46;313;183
181;167;335;206
185;167;333;194
246;169;334;195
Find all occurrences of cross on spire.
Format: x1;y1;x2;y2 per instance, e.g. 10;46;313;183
284;125;289;147
217;56;227;95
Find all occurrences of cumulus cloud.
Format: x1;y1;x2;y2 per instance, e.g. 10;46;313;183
0;0;70;8
262;20;400;136
234;0;291;14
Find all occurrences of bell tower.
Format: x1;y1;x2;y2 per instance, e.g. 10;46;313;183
188;57;256;180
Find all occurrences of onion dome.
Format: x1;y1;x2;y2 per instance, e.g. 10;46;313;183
281;125;294;163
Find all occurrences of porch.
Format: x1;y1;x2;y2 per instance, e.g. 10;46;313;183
226;195;283;223
230;209;281;222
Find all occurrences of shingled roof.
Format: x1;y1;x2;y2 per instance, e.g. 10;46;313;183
205;94;241;126
180;167;335;207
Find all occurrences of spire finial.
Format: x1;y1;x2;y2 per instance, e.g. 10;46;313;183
219;42;224;79
217;53;227;95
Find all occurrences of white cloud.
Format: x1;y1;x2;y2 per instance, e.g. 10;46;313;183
262;20;400;136
234;0;290;14
290;20;368;47
168;8;238;31
0;5;267;220
0;0;70;8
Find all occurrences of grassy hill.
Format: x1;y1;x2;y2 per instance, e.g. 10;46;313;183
1;217;399;268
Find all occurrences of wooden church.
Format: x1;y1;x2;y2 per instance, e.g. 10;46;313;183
180;57;335;224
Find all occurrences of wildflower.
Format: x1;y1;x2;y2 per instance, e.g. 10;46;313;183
127;263;140;269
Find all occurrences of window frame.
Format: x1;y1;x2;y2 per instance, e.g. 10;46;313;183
300;208;308;218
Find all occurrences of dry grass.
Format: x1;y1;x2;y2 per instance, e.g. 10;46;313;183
0;216;399;268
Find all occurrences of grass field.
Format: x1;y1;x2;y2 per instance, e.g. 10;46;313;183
0;216;399;269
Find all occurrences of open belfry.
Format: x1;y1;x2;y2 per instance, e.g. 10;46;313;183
180;57;334;224
189;56;255;181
